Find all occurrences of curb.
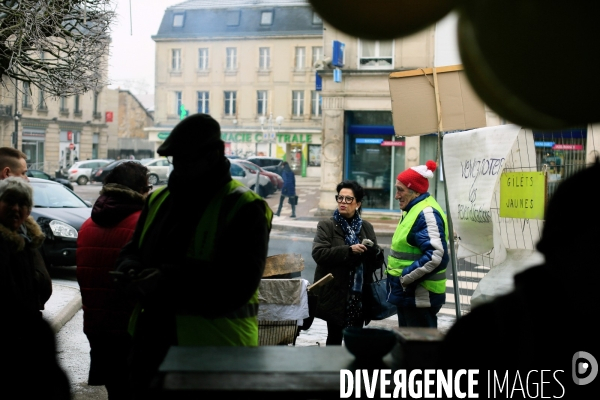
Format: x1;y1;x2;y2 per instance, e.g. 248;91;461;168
49;293;82;334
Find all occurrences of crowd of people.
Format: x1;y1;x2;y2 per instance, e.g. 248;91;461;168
2;112;597;398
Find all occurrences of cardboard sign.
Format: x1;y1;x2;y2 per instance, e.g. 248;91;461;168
500;172;546;220
443;124;521;257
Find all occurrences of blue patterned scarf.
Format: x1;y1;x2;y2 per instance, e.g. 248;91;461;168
333;209;364;293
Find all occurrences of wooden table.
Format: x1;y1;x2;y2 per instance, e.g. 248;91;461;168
155;346;398;399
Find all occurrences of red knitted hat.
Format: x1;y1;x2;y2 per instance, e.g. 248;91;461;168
396;160;438;193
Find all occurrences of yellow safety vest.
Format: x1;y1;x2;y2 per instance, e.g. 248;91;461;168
387;196;448;294
132;179;272;346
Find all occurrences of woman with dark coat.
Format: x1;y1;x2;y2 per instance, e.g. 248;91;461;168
76;162;151;399
275;161;296;218
311;180;384;345
0;176;69;399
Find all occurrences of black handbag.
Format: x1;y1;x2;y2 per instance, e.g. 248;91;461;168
288;195;298;205
365;265;397;320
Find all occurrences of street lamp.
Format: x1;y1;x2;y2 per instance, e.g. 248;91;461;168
259;113;283;156
13;110;21;149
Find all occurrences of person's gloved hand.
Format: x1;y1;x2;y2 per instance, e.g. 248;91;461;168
112;266;163;298
115;259;143;275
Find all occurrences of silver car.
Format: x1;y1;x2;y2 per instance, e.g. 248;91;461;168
142;157;173;185
68;159;112;185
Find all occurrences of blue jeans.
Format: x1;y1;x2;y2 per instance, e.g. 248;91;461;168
397;305;442;328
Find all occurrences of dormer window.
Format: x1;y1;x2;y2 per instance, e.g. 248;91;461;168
312;12;322;24
261;11;273;25
226;10;241;26
173;13;185;27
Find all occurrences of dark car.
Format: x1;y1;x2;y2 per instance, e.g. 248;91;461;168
91;159;142;183
29;178;92;268
245;156;284;175
26;169;74;191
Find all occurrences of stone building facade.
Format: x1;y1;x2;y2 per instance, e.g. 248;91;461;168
0;80;117;174
148;0;323;177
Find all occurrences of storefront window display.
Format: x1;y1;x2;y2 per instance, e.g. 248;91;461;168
308;144;321;166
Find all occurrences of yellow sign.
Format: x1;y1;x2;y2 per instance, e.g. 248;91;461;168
500;172;546;220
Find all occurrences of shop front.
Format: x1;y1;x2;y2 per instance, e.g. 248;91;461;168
343;112;443;212
221;130;322;177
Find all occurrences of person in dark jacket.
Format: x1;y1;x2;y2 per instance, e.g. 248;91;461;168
312;180;384;345
0;177;52;313
275;161;296;218
437;161;600;398
0;176;69;399
76;162;151;399
114;114;272;399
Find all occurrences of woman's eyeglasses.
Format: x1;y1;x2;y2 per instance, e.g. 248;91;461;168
335;195;355;204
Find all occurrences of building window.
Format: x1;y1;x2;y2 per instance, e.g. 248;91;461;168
260;11;273;25
292;90;304;116
171;49;182;71
312;12;323;24
226;47;237;70
74;94;81;114
173;13;185;27
257;90;268;116
259;47;270;70
308;144;321;166
224;91;237;116
198;48;209;70
38;88;47;110
312;46;323;68
311;91;321;117
359;39;393;68
173;91;182;115
22;82;31;108
59;96;68;112
226;10;240;26
295;47;306;70
93;92;99;114
197;91;209;114
92;133;99;159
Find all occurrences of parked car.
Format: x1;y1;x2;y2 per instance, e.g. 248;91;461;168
29;178;92;268
142;157;173;185
235;160;283;195
68;159;113;185
245;156;284;175
26;169;74;190
229;159;271;197
91;159;142;184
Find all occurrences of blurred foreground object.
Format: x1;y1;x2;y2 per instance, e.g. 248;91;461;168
309;0;457;39
457;0;600;129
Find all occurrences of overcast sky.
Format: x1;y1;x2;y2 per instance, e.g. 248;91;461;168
108;0;182;109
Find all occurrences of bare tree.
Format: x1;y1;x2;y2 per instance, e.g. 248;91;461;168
0;0;115;97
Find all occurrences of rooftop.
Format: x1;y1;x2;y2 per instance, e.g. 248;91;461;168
154;0;322;40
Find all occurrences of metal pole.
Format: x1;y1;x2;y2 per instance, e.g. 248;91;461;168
13;85;18;149
439;131;462;319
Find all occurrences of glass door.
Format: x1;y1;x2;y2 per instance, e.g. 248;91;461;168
22;141;44;169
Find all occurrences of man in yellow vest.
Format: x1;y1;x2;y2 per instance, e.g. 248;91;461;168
387;160;449;328
114;114;272;398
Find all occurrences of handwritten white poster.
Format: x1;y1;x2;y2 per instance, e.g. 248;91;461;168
443;124;521;257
